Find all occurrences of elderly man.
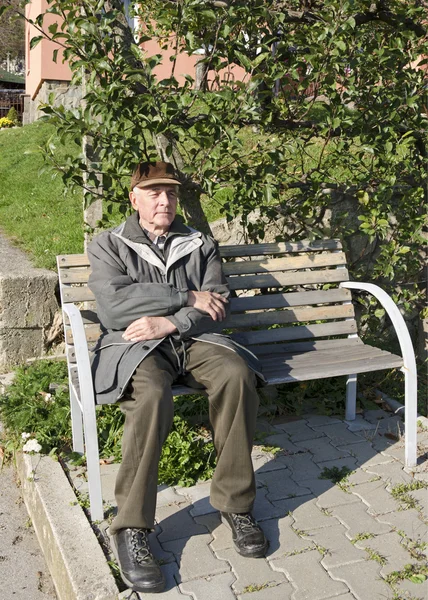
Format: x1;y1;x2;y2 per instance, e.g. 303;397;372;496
87;161;267;594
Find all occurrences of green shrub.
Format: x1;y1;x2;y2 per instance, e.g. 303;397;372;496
0;360;72;453
0;360;216;486
6;107;18;124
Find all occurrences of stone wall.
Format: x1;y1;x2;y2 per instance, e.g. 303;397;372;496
0;234;58;372
23;80;81;125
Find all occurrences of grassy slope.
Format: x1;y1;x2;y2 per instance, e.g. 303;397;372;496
0;122;83;270
0;121;228;270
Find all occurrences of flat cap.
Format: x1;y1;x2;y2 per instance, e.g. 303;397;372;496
130;161;181;189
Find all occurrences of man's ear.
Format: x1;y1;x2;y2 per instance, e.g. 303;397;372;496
129;190;137;210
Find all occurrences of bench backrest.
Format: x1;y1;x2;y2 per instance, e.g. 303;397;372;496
57;238;357;365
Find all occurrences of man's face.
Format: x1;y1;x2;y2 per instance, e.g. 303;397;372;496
129;184;178;233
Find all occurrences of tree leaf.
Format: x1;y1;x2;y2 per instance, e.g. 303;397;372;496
30;35;44;50
234;51;252;71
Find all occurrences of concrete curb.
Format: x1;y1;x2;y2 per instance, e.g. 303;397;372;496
16;451;119;600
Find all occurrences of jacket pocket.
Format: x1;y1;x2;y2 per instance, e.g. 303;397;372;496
91;344;126;393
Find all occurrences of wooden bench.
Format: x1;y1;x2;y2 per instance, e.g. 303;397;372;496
57;238;417;521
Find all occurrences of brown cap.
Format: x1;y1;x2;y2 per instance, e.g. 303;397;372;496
130;161;181;190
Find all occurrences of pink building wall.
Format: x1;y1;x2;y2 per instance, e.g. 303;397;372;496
25;5;246;98
25;0;72;99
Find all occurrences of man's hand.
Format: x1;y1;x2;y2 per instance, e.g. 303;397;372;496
187;291;228;321
122;316;177;342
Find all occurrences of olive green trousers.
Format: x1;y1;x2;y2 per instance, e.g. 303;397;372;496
110;340;260;534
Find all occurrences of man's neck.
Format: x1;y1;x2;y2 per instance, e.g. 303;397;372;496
139;219;170;240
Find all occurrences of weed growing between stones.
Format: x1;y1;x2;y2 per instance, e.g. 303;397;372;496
242;583;271;593
0;360;216;486
386;562;428;586
319;466;354;491
390;481;428;512
364;547;387;566
351;532;375;544
402;537;428;561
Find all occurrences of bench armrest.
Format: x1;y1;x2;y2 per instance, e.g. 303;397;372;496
339;282;416;376
62;303;95;395
62;303;103;521
340;281;417;467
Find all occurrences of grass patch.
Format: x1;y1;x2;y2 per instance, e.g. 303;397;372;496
0;122;83;269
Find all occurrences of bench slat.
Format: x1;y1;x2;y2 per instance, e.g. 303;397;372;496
58;255;90;267
62;287;96;303
65;304;356;344
57;239;343;268
64;309;99;326
225;304;354;329
261;344;392;367
230;289;352;312
222;252;347;275
228;268;349;291
220;239;342;257
65;336;363;365
59;268;92;284
252;337;363;356
263;353;403;385
232;320;357;345
59;252;348;284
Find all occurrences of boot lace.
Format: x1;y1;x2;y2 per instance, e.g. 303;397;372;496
231;513;257;534
130;528;153;565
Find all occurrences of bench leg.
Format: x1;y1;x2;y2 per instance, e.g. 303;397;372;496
403;367;417;468
345;374;357;421
81;397;104;522
69;383;84;454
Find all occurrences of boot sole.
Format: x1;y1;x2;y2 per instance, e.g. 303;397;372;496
109;531;166;594
221;514;269;558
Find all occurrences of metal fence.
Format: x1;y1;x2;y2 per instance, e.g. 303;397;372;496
0;90;25;121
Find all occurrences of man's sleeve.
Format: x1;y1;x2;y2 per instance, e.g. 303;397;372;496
165;237;231;339
87;234;188;330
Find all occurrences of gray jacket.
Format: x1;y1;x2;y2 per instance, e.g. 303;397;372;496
87;213;264;404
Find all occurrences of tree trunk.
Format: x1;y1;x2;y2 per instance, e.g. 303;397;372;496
82;135;103;248
155;133;212;235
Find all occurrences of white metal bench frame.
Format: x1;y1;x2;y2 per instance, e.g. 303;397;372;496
58;240;417;522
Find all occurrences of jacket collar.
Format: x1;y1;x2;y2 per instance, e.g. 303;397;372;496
122;212;193;245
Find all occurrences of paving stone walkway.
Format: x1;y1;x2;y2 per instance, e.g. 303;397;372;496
69;409;428;600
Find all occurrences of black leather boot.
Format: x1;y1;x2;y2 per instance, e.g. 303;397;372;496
221;512;269;558
110;528;166;593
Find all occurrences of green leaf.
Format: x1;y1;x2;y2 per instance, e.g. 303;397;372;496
52;49;58;64
252;52;270;69
235;51;252;71
30;36;44;50
335;40;346;52
48;22;58;35
409;574;426;584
